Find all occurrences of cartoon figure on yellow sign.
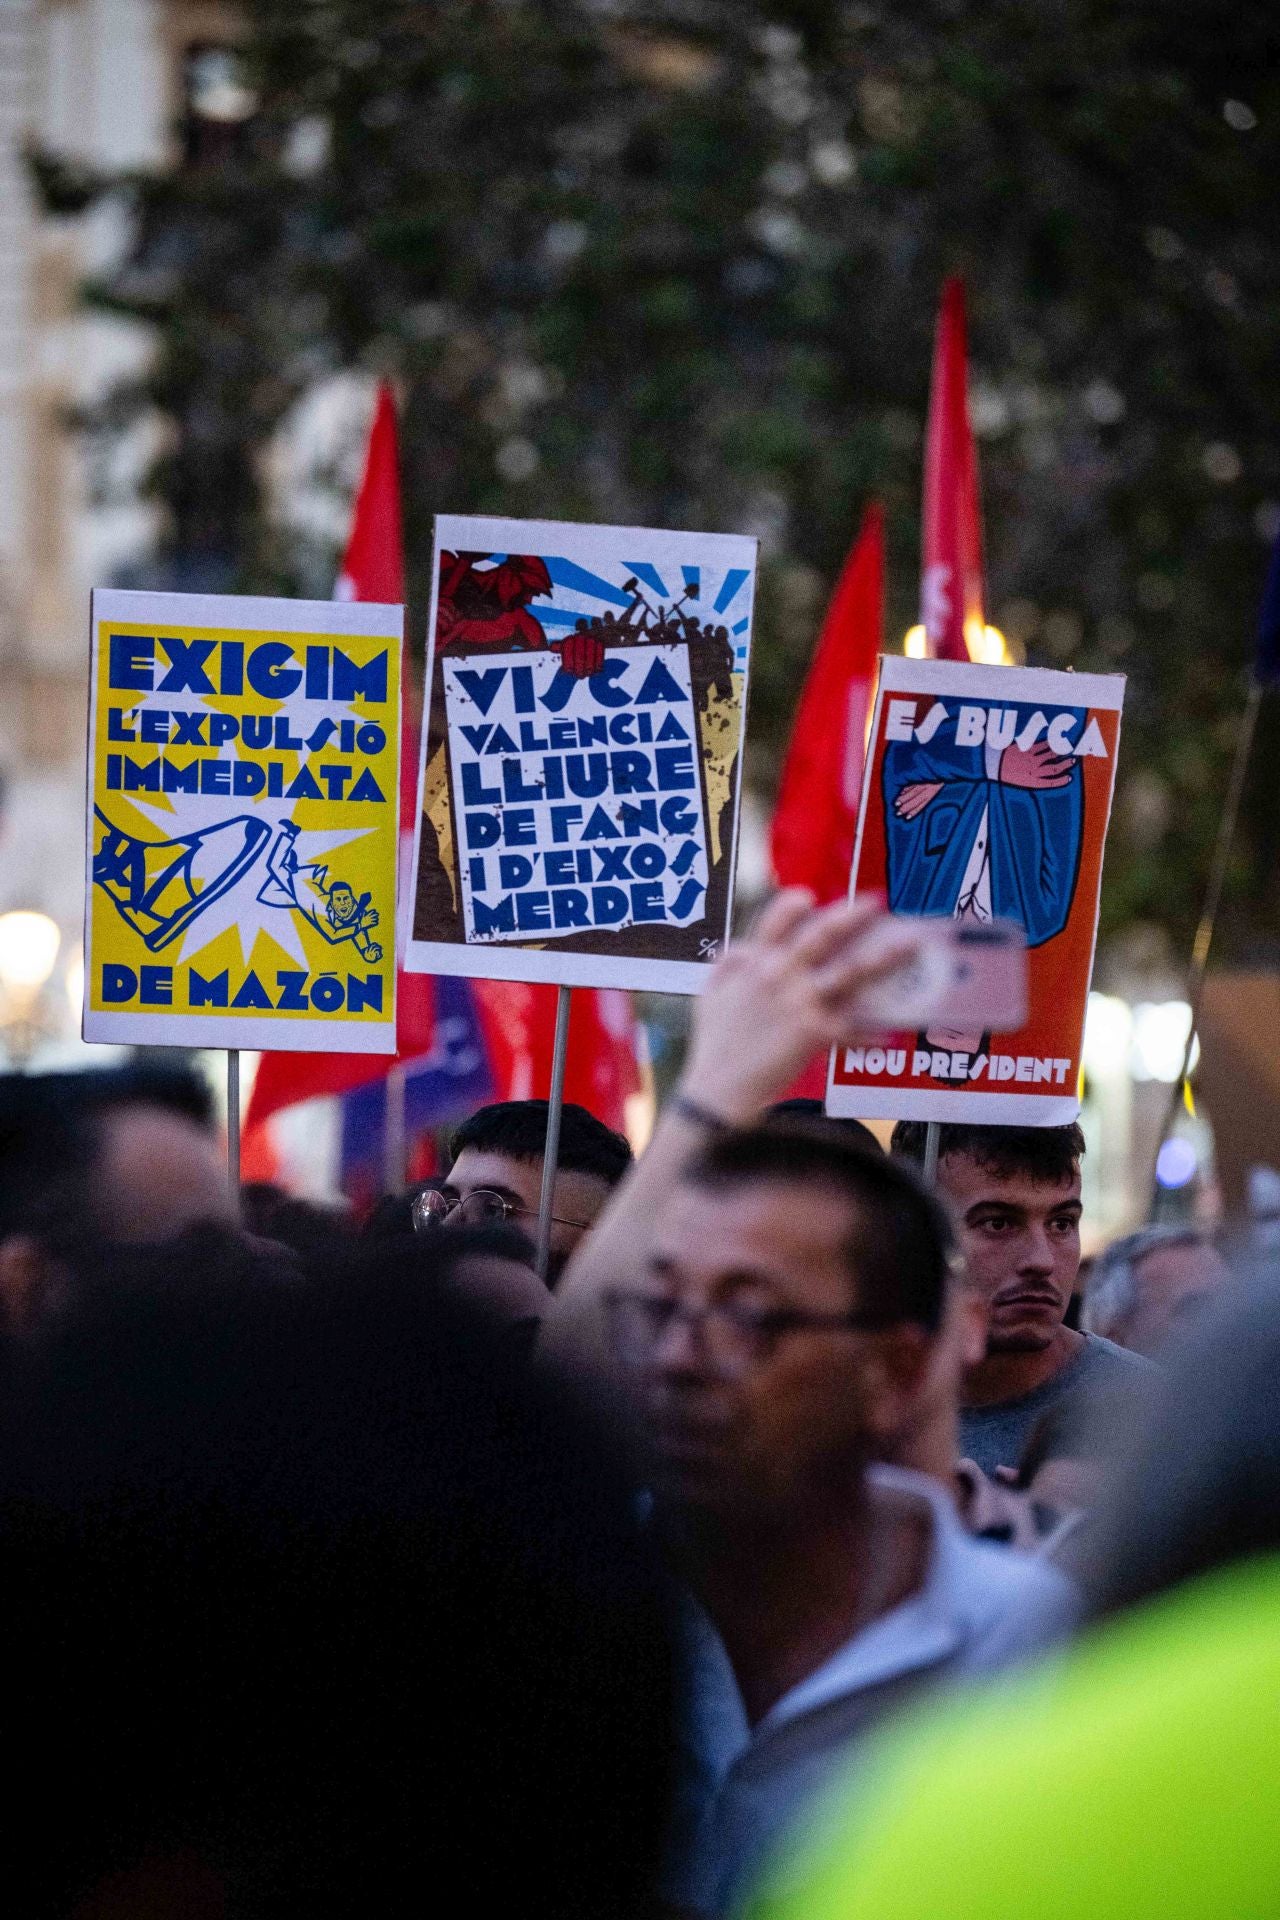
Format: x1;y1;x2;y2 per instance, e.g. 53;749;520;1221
257;820;383;963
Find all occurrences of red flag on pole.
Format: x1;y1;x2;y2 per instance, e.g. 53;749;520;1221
770;503;884;903
244;382;436;1141
921;276;983;662
767;504;884;1099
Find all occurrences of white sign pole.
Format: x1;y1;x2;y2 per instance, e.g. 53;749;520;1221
384;1061;407;1192
922;1119;941;1185
535;985;573;1283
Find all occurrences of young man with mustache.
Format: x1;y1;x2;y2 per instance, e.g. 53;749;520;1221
892;1122;1152;1478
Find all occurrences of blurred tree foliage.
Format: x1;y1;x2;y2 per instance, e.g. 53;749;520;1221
39;0;1280;960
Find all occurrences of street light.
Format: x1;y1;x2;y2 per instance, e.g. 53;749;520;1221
903;622;1011;663
0;910;62;1067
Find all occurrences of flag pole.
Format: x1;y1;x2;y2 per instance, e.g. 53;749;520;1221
384;1061;407;1192
227;1048;241;1196
1150;676;1264;1210
535;985;573;1283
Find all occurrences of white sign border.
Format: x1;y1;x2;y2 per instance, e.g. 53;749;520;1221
404;513;757;996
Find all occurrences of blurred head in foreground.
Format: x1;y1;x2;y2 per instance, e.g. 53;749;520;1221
751;1275;1280;1920
609;1122;953;1527
0;1246;673;1916
0;1063;236;1334
1084;1223;1230;1358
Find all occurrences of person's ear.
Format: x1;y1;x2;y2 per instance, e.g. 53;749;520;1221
857;1324;934;1446
0;1234;54;1336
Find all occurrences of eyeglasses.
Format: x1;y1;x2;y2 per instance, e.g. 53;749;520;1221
603;1290;895;1379
411;1188;591;1234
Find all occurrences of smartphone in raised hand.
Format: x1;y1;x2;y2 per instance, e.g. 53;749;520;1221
845;916;1028;1033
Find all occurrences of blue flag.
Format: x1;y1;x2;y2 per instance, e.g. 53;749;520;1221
1256;526;1280;685
339;975;494;1197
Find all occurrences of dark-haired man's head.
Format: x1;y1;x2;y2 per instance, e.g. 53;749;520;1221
1085;1224;1229;1358
892;1121;1085;1355
609;1124;953;1524
444;1100;632;1285
765;1098;885;1155
0;1065;234;1333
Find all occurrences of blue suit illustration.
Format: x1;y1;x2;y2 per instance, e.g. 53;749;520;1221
883;703;1085;948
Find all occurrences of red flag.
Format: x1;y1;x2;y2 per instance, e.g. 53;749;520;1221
921;277;983;662
245;382;435;1135
770;504;884;903
471;980;644;1136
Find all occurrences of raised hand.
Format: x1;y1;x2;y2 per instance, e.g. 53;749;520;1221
679;890;918;1124
999;739;1074;789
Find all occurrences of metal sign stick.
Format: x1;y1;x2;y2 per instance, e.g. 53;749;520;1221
227;1048;241;1195
1150;676;1265;1211
535;985;573;1283
923;1119;942;1185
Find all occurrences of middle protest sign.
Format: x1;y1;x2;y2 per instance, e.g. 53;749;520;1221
407;515;756;993
827;654;1125;1124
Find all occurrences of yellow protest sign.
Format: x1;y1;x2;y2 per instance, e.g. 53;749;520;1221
83;589;402;1052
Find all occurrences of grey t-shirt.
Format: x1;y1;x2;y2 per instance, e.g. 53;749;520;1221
959;1333;1154;1478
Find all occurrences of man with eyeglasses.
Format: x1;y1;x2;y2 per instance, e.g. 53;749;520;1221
544;892;1074;1916
423;1099;633;1286
617;1125;1072;1916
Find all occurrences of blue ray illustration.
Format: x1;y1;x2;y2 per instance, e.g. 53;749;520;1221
623;562;669;597
732;616;750;634
544;557;632;607
682;566;701;594
714;568;750;614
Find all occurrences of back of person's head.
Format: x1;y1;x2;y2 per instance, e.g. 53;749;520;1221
685;1123;954;1332
1084;1223;1214;1341
81;1057;215;1130
0;1073;97;1248
240;1181;356;1261
891;1119;1085;1183
765;1098;885;1155
1085;1273;1280;1620
0;1244;673;1915
0;1061;218;1249
448;1099;633;1186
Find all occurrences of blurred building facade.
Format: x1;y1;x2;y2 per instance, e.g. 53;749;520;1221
0;0;237;945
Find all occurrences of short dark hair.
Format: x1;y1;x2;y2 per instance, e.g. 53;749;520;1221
449;1101;633;1188
77;1059;215;1130
891;1120;1085;1185
0;1076;95;1244
765;1098;885;1155
1;1063;218;1253
683;1124;953;1332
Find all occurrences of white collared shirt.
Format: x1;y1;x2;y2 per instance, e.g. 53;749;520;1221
663;1464;1075;1917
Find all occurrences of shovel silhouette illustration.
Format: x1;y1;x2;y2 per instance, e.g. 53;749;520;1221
92;807;270;952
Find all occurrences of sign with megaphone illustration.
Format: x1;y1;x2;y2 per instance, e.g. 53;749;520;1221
84;588;402;1051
